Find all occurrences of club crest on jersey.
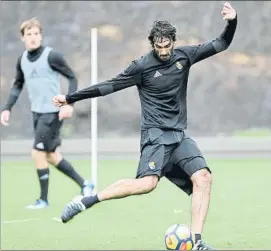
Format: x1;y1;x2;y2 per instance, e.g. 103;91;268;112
176;61;183;70
148;161;156;170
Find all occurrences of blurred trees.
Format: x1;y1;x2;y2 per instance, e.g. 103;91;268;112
1;1;270;138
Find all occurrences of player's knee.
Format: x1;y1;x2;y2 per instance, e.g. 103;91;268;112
191;168;212;189
140;175;159;193
31;149;48;168
31;149;45;160
46;152;62;166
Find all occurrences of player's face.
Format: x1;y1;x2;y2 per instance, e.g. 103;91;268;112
21;26;42;51
153;37;174;61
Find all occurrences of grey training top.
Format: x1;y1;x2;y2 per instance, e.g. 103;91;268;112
20;46;61;113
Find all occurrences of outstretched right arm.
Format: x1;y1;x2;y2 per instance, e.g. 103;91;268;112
3;56;25;111
65;60;142;105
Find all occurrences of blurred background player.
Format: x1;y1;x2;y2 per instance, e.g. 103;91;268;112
53;2;237;249
0;18;95;209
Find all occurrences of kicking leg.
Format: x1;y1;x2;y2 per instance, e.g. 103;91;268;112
47;151;95;196
61;175;159;223
60;130;175;223
89;175;158;203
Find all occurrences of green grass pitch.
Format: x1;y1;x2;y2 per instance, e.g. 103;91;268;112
1;158;270;250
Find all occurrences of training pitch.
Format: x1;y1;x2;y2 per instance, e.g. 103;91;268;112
1;158;270;250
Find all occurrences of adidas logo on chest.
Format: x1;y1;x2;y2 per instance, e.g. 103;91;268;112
153;71;162;78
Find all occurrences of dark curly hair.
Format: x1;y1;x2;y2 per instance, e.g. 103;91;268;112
148;20;177;48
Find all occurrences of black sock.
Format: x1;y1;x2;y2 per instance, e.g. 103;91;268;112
37;168;49;202
195;233;202;243
56;159;85;188
81;195;100;209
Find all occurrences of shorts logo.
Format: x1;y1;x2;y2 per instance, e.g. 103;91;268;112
148;161;156;170
176;61;183;70
36;142;44;149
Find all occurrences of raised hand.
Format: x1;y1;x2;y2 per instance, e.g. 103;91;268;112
221;2;237;21
1;110;11;126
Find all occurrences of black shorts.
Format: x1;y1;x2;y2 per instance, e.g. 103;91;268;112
136;129;211;196
32;112;63;152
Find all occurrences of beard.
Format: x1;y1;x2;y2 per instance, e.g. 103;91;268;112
154;48;173;62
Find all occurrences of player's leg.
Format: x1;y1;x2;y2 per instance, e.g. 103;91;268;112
60;130;176;223
190;169;212;242
46;151;95;196
43;112;95;196
61;175;159;223
164;134;214;249
60;175;159;223
26;113;50;209
95;139;170;202
28;149;50;209
60;149;161;223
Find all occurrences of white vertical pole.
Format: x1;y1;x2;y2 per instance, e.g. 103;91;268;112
91;28;98;190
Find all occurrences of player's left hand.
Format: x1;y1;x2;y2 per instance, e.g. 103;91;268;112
58;105;74;121
221;2;236;21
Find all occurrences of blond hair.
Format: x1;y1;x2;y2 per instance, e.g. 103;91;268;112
20;17;42;36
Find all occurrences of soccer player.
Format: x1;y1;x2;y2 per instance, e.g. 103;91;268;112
1;18;95;209
53;2;237;249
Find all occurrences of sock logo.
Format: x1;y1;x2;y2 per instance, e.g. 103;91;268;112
39;174;49;180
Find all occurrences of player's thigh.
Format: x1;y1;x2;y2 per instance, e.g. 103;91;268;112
164;135;210;195
171;134;211;177
33;112;63;152
50;113;63;142
136;129;177;179
32;112;40;133
164;163;194;196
